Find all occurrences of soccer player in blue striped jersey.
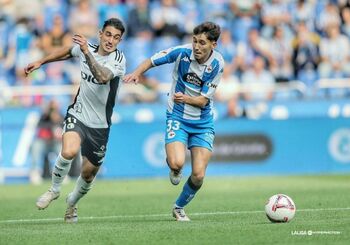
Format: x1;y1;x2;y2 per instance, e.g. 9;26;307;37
124;22;224;221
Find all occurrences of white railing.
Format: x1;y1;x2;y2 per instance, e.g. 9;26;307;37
314;78;350;89
0;80;308;101
3;78;349;103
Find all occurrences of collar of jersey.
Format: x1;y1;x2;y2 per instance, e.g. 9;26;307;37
190;49;214;66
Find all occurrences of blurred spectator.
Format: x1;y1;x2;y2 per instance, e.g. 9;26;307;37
200;0;229;24
0;15;10;61
3;0;350;106
316;1;341;34
4;17;42;86
216;28;239;75
338;0;350;9
98;0;128;27
30;99;63;185
340;7;350;37
241;56;276;101
289;0;316;32
126;0;153;39
178;0;203;35
291;21;320;88
41;0;68;32
260;0;292;39
41;14;71;55
1;0;42;22
269;26;293;82
229;0;260;43
150;0;185;39
120;74;159;103
236;28;273;73
69;0;99;41
214;64;241;117
0;0;16;20
40;13;73;97
318;24;350;78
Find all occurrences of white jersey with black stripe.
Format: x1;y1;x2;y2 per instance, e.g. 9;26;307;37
68;43;126;128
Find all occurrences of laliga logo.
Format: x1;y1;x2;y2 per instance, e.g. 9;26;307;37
328;128;350;163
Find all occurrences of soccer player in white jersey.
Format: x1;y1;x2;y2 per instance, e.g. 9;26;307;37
124;22;224;221
24;18;126;223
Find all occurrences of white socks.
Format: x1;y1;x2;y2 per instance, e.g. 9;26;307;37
67;175;94;206
51;153;73;193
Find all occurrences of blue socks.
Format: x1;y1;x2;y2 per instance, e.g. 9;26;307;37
175;177;202;208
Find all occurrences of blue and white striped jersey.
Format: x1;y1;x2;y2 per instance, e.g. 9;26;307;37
151;44;224;123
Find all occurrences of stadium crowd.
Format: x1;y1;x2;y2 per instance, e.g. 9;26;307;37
1;0;350;109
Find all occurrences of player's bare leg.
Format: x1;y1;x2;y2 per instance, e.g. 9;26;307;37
166;142;186;185
173;147;211;221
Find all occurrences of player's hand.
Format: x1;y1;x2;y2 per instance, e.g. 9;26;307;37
24;61;41;77
174;92;185;103
72;34;89;54
123;73;139;84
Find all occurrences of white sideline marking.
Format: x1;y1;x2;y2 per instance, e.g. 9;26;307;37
1;207;349;224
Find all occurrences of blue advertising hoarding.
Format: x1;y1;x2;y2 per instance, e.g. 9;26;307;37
1;105;350;183
102;117;350;178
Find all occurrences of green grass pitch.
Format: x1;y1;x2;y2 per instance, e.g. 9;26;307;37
0;175;349;244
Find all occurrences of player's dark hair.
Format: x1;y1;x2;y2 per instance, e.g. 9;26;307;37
102;18;125;35
193;22;221;42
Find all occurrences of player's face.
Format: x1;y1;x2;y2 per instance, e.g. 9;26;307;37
99;26;122;55
192;33;217;64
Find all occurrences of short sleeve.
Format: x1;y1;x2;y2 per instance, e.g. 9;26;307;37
70;45;81;57
150;45;187;66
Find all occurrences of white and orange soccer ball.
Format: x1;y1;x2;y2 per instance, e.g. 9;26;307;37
265;194;296;223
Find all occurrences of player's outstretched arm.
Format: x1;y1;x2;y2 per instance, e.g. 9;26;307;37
72;34;113;84
24;46;73;76
123;59;154;84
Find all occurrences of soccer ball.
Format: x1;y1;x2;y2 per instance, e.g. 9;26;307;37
265;194;296;223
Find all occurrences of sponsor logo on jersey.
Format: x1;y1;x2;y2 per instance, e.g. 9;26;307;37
183;72;203;87
81;71;102;85
181;56;190;63
206;82;217;89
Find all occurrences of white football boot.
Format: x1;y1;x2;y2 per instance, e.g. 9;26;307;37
36;189;60;210
64;204;78;223
64;194;78;223
172;207;190;221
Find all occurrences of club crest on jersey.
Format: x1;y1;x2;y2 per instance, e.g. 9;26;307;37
183;73;203;87
206;65;213;72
